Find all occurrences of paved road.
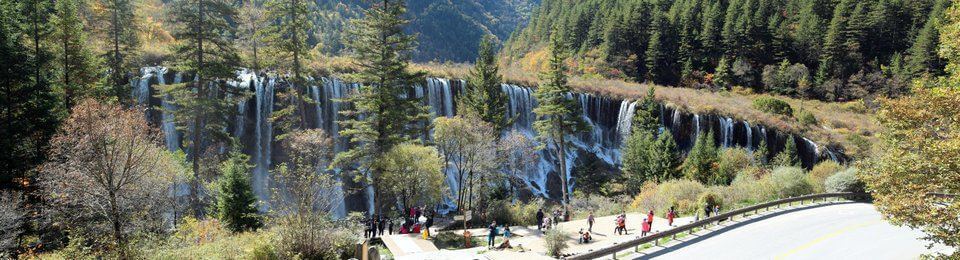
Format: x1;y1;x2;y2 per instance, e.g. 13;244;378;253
633;202;951;260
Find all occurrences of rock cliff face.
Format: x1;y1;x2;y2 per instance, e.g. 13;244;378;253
133;67;843;216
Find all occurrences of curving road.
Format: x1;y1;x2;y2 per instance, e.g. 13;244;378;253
632;202;951;260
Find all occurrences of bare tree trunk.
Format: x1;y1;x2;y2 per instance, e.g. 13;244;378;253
556;121;569;205
108;190;126;258
190;0;207;218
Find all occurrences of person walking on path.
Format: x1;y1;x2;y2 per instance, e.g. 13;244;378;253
667;207;676;226
647;210;655;226
537;209;545;231
378;216;386;236
587;212;595;232
388;219;394;235
705;204;713;217
488;221;499;248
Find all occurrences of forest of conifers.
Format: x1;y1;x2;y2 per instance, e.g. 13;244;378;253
504;0;949;102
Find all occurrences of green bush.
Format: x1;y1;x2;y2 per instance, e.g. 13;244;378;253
273;216;360;260
808;161;842;193
752;97;794;117
485;198;544;226
716;148;752;185
433;232;482;250
631;180;705;216
768;167;814;199
544;229;570;257
825;168;864;193
796;110;818;126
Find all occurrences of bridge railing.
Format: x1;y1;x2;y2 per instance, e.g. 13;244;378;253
563;192;869;260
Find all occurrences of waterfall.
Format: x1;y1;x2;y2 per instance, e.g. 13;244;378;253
253;76;274;209
133;67;845;216
721;117;734;148
161;73;181;152
693;114;701;140
616;100;637;138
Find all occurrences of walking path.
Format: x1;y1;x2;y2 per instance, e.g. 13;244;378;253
381;233;440;257
384;211;697;259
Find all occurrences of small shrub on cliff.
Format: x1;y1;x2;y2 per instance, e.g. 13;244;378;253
752;97;793;117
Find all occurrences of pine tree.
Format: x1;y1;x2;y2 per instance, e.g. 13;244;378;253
622;130;656;192
215;151;262;232
461;34;510;135
651;130;681;181
0;0;58;187
714;56;732;88
265;0;315;132
906;0;948;78
632;87;659;135
683;130;719;184
52;0;98;110
645;12;675;84
754;137;770;166
793;0;824;66
773;136;801;167
237;0;266;72
334;0;430;215
533;27;590;205
99;0;140;104
165;0;244;217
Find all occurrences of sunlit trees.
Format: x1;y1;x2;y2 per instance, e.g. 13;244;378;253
499;130;539;197
379;143;445;211
39;100;179;255
96;0;140;103
862;4;960;253
274;129;339;217
433;115;497;211
683;131;719;184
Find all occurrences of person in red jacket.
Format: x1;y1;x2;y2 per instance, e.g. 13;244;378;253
667;207;676;226
647;210;655;226
641;217;651;236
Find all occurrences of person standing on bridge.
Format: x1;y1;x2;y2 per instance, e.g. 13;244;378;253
537;209;545;231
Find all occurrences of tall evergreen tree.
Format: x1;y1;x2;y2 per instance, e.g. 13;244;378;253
906;0;948;77
533;28;590;205
632;87;659;135
461;34;510;135
264;0;315;132
0;0;58;188
52;0;98;110
683;130;719;184
214;151;262;232
99;0;140;104
334;0;430;215
165;0;244;217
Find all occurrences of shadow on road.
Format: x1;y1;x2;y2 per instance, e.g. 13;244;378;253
633;201;864;259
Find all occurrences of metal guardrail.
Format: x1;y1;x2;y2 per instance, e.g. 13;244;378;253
563;192;869;260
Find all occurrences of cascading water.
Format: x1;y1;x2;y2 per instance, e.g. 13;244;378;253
133;68;844;216
253;76;274;210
